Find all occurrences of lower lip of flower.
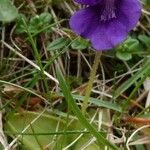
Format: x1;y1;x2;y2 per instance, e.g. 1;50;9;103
100;0;116;21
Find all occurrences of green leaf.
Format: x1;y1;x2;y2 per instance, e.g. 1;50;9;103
47;37;70;51
116;51;132;61
28;16;42;33
138;35;150;47
142;0;150;5
116;37;141;61
0;0;18;22
39;12;52;24
5;111;66;150
56;70;119;150
71;38;90;50
15;14;27;33
28;13;52;33
124;37;140;52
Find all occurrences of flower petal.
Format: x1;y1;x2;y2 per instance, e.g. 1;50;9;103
90;20;128;50
74;0;101;5
69;6;99;38
117;0;141;31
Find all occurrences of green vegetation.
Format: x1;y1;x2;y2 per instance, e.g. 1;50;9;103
0;0;150;149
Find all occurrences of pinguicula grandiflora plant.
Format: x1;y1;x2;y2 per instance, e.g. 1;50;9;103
69;0;142;112
69;0;142;148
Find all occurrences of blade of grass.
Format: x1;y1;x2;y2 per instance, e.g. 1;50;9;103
5;130;106;136
58;93;121;112
114;60;150;99
56;70;119;150
121;69;150;112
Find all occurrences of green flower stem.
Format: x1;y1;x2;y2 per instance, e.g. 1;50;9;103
82;51;102;114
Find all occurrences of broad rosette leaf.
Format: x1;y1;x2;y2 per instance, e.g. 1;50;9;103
0;0;18;22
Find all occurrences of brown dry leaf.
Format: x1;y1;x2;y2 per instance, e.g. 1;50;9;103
143;78;150;108
27;97;42;106
129;136;150;145
3;84;23;93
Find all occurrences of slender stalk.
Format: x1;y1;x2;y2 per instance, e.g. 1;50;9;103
82;51;102;114
0;24;5;66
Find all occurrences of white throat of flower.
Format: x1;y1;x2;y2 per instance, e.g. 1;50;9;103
100;0;116;21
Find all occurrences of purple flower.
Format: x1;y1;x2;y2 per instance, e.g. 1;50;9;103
70;0;141;50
